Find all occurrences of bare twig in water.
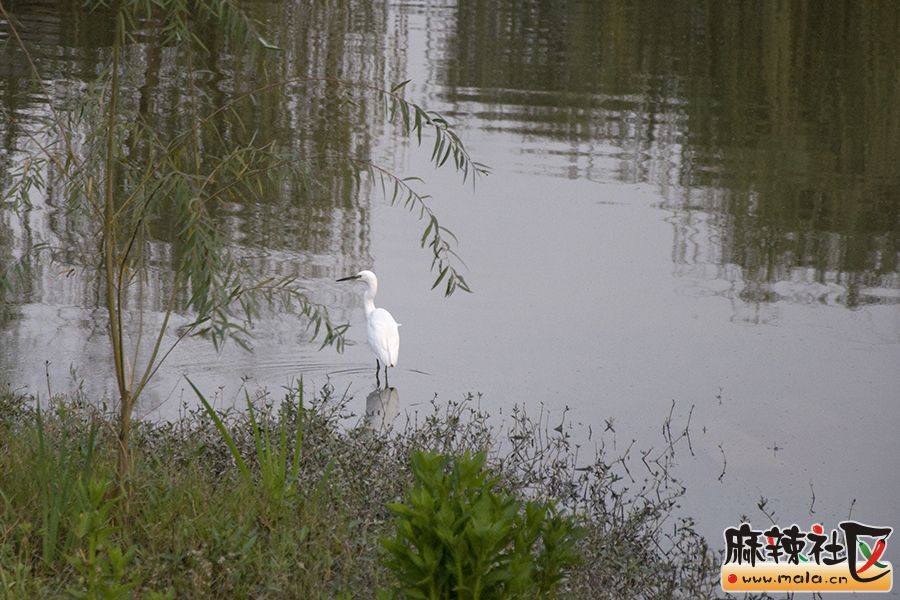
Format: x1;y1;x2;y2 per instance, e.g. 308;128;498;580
808;481;816;515
659;400;695;460
45;360;53;399
717;443;727;481
618;439;636;483
848;498;856;520
757;496;778;526
684;404;695;457
663;399;676;456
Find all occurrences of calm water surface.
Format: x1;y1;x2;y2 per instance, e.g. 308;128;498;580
1;1;898;550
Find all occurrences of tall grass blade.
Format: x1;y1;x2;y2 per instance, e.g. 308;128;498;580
187;377;251;483
291;378;303;479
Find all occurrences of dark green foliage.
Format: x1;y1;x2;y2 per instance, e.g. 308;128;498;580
381;450;581;599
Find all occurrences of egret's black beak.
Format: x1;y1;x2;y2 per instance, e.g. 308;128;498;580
336;275;361;282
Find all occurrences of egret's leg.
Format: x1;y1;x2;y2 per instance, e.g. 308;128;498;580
384;365;389;387
375;359;381;387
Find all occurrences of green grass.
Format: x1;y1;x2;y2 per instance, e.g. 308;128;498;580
0;385;718;598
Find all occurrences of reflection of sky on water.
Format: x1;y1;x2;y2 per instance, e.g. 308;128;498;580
385;0;900;550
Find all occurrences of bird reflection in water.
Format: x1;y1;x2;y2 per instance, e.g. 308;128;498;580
365;386;399;431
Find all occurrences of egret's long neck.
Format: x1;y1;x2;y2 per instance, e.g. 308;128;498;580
363;284;377;317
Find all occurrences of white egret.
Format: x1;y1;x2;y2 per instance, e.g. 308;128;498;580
336;270;400;386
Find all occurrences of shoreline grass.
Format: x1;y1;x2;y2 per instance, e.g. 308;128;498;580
0;384;718;598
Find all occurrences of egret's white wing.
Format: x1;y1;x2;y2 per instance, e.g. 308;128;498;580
367;308;400;367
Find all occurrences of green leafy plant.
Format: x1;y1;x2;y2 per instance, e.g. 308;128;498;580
380;450;581;600
67;477;140;599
